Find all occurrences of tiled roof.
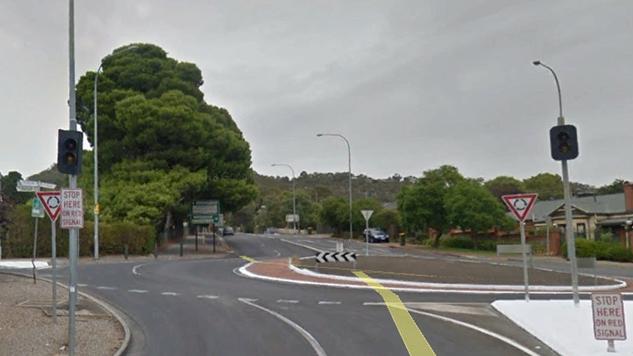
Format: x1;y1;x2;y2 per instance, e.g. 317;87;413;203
530;193;625;222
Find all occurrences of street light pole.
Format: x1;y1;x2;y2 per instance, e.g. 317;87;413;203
271;163;297;233
317;133;352;245
93;45;136;260
93;63;102;260
533;60;580;305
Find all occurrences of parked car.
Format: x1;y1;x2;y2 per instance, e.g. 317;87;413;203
223;226;234;236
363;228;389;243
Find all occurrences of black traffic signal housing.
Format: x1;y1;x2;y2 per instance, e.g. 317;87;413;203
549;124;579;161
57;129;83;175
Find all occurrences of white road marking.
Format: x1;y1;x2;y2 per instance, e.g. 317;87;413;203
277;299;299;304
132;263;147;276
128;289;148;294
365;302;496;316
280;238;323;253
161;292;180;296
318;301;341;305
238;298;327;356
405;307;541;356
96;286;117;290
197;295;219;299
273;249;281;257
77;283;88;287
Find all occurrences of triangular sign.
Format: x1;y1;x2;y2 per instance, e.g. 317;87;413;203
501;193;538;222
361;210;374;221
36;191;62;222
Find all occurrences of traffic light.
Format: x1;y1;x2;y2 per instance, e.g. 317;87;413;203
57;129;83;175
549;124;579;161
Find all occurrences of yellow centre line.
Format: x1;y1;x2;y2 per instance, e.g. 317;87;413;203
354;271;436;356
240;255;256;263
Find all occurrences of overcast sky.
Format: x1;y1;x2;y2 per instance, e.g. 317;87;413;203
1;1;632;185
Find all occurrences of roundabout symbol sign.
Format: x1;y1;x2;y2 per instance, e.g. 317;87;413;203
36;191;63;222
502;193;538;222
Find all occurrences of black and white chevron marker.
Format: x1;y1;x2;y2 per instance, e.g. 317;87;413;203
315;251;357;263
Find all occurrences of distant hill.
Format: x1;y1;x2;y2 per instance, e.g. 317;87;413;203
254;171;411;205
27;164;66;188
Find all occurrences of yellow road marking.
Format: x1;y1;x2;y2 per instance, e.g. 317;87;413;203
240;255;256;263
354;271;436;356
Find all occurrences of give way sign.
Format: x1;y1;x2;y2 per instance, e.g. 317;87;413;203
502;193;538;222
36;191;62;222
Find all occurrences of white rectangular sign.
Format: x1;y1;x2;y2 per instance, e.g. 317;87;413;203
285;214;300;223
61;189;84;229
592;293;627;340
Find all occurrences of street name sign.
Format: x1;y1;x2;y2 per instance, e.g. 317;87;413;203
61;189;83;229
17;180;56;192
36;191;62;222
31;198;45;218
501;193;538;222
285;214;300;223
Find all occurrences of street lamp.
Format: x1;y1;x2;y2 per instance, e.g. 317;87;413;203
317;133;353;244
533;60;580;305
271;163;297;234
93;44;137;260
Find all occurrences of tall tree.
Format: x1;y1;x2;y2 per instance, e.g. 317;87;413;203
484;176;525;199
74;44;257;229
445;180;509;241
523;173;563;200
397;165;464;246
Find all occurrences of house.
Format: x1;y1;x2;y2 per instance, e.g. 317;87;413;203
529;182;633;242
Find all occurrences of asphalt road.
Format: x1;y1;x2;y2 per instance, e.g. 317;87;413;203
30;233;561;356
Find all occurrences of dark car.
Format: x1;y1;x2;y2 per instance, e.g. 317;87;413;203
364;228;389;243
223;226;234;236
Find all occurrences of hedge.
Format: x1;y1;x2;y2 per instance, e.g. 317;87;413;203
562;238;633;263
1;205;155;258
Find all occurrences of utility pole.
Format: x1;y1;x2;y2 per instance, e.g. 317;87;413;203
533;60;580;305
317;133;353;245
68;1;79;353
272;163;297;233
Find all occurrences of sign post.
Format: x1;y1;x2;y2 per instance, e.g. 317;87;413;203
592;293;626;352
37;190;62;324
361;210;374;256
31;198;45;283
502;193;538;302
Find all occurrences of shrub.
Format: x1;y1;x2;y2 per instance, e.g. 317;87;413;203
562;238;633;262
3;204;155;258
477;239;497;251
440;235;474;249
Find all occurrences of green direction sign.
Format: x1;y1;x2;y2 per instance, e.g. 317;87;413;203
191;200;221;225
31;198;45;218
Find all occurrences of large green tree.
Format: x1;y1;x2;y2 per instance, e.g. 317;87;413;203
74;44;256;229
397;165;463;246
445;180;510;240
523;173;563;200
484;176;525;199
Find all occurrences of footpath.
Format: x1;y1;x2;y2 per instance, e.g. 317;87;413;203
0;272;124;356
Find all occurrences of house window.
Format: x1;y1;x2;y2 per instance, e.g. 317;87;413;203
577;223;586;238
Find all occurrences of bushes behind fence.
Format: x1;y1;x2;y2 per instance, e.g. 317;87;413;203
2;205;155;258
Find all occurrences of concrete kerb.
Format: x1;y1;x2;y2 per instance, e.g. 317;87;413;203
289;264;627;292
237;258;628;294
0;270;131;356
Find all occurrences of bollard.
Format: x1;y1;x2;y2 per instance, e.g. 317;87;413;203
124;244;129;260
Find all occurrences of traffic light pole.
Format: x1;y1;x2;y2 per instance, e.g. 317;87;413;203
559;117;580;305
68;1;78;354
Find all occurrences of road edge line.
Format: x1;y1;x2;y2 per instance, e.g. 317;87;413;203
238;298;327;356
280;238;324;253
405;307;540;356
